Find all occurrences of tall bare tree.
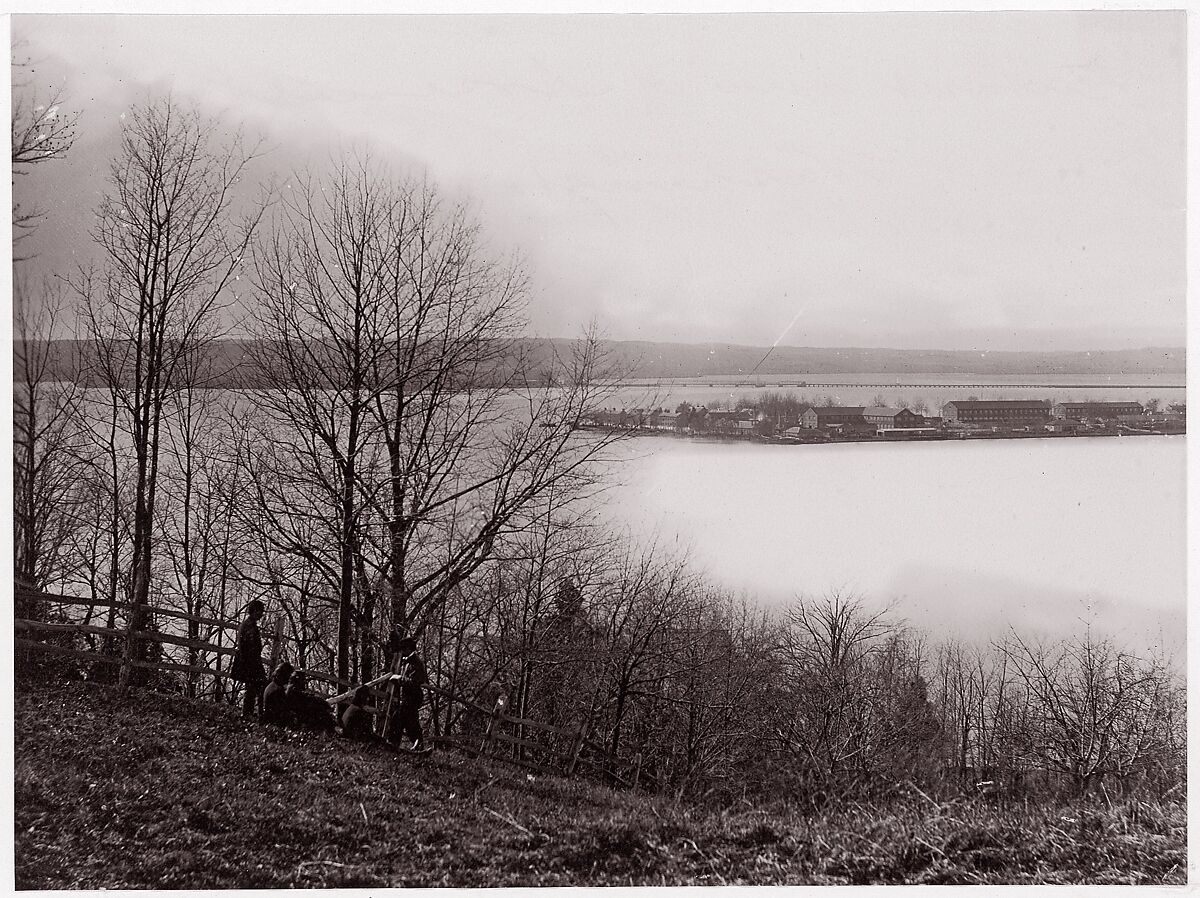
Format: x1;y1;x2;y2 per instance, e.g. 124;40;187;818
773;594;937;793
13;281;87;595
72;98;263;686
244;159;624;682
12;49;83;601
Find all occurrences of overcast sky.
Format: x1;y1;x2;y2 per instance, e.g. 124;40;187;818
12;12;1186;350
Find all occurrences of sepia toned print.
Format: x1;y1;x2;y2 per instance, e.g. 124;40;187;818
12;11;1185;888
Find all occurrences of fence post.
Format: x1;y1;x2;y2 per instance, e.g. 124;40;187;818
482;694;508;757
564;720;588;776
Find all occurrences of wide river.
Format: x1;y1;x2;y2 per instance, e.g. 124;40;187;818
604;434;1186;657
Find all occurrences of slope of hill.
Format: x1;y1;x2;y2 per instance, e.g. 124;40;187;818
578;340;1187;380
19;338;1186;387
14;683;1185;888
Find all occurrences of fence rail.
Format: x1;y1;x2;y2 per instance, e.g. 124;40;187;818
14;637;218;679
16;586;239;630
16;583;649;788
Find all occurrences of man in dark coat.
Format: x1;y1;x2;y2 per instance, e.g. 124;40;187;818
386;637;427;750
230;600;267;720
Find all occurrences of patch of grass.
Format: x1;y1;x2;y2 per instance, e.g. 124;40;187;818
14;683;1186;887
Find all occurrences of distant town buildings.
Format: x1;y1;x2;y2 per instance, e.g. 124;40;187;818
800;406;866;429
1051;401;1143;420
579;394;1182;440
653;410;683;430
941;400;1051;427
863;406;923;431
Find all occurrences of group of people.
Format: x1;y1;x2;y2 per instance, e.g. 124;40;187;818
229;599;428;751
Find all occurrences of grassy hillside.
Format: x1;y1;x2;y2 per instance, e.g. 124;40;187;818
14;683;1185;888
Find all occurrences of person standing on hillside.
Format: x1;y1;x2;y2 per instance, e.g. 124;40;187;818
387;637;428;750
230;599;267;720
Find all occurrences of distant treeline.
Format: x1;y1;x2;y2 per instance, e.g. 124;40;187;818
17;338;1188;387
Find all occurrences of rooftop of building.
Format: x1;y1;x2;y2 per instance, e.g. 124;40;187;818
943;399;1051;409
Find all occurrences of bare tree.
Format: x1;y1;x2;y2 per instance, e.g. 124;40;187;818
12;52;84;597
72;98;263;686
65;378;137;664
157;358;247;696
643;592;779;796
587;542;701;760
244;159;625;682
13;280;87;595
775;594;899;790
11;52;79;249
999;630;1183;794
933;640;995;785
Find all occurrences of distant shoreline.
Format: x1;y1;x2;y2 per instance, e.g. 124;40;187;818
578;425;1185;445
613;380;1186;391
19;339;1186;387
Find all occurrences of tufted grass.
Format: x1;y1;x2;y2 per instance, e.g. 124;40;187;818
14;682;1186;888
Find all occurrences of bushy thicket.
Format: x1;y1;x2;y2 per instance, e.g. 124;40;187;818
413;517;1183;803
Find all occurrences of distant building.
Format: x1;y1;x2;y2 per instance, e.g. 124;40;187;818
801;406;866;429
942;400;1051;427
618;408;648;428
1118;413;1162;427
704;410;740;434
862;406;922;431
1052;401;1143;421
586;408;623;427
793;404;815;423
771;412;802;432
656;410;683;431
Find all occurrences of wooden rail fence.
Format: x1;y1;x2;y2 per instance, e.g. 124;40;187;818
15;583;648;787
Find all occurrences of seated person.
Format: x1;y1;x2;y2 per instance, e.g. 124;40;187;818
261;661;295;725
338;685;377;741
284;673;335;732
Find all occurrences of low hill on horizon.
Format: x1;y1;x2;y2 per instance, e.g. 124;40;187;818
18;338;1186;386
577;339;1185;380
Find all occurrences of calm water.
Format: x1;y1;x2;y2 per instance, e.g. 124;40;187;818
606;435;1186;656
68;381;1186;655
